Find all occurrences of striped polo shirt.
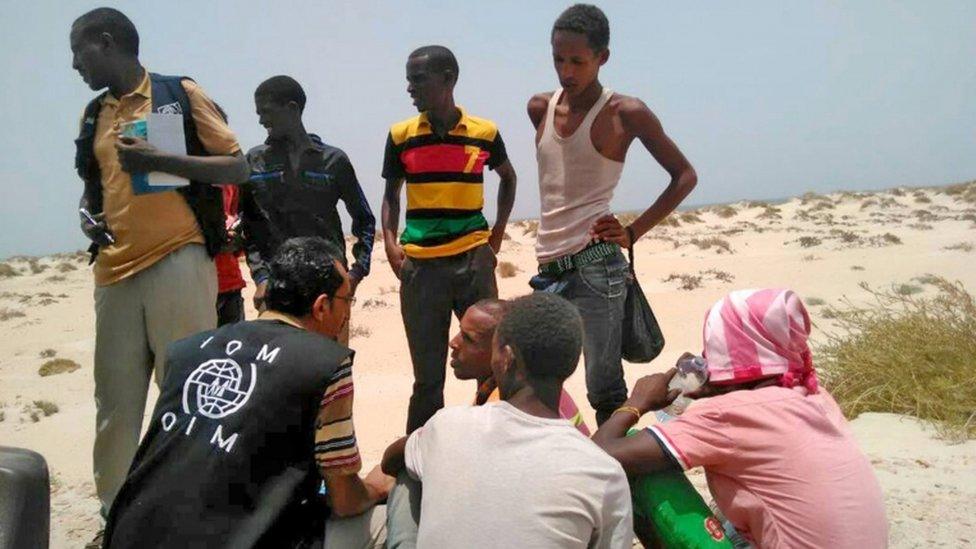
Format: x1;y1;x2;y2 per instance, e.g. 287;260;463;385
382;108;508;258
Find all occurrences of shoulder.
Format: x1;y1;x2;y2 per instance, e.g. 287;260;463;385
167;327;220;358
609;93;660;129
528;91;555;112
314;139;351;163
460;111;500;141
388;114;424;145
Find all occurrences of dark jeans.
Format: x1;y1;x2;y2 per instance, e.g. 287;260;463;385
401;244;498;433
530;249;629;424
216;290;244;327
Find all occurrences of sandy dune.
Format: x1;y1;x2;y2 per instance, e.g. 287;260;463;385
1;183;974;547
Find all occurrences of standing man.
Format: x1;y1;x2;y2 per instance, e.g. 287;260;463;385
69;7;248;530
241;75;376;331
528;4;698;424
382;46;517;433
104;237;391;548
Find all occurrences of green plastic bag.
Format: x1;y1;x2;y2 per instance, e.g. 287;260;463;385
628;430;732;548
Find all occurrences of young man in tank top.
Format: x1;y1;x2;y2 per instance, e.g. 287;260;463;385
527;4;698;424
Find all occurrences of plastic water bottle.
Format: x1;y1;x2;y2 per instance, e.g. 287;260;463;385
708;501;753;548
656;355;708;423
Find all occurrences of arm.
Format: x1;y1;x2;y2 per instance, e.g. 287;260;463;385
381;177;406;278
591;369;681;476
237;181;269;308
590;99;698;246
381;436;408;476
115;81;250;184
488;157;517;253
336;154;376;292
527;93;552;130
325;467;390;518
122;144;249;184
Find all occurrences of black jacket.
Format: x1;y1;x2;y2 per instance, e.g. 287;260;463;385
241;135;375;283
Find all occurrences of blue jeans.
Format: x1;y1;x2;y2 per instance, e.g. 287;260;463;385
531;250;629;424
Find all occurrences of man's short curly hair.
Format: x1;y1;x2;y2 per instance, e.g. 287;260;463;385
496;293;582;382
255;75;307;113
552;3;610;52
73;7;140;56
265;237;345;317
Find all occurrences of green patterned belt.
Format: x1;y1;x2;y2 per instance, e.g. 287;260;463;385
538;241;620;276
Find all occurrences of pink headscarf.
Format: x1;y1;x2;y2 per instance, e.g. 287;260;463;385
702;288;819;394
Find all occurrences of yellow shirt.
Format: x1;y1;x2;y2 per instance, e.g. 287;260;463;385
91;70;241;286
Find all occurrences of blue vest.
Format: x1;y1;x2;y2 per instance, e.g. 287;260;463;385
74;73;225;260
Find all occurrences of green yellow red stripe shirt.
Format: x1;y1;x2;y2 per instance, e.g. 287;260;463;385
382;108;508;258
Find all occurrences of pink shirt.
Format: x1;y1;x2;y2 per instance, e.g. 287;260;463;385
649;387;888;548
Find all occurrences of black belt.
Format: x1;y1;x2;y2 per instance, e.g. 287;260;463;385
538;241;620;276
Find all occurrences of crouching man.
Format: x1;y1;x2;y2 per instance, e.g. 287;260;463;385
103;237;390;548
381;293;633;548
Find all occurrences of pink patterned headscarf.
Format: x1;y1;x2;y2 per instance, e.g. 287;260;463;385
702;288;819;394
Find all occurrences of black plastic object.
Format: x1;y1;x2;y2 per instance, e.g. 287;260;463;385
0;446;50;549
621;242;666;363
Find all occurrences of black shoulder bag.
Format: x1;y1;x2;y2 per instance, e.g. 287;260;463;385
621;230;665;362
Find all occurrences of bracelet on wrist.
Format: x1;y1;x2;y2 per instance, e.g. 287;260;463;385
611;405;643;422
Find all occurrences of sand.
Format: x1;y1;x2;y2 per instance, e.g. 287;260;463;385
1;183;974;547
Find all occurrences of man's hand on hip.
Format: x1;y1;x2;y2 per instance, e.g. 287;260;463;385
385;242;406;280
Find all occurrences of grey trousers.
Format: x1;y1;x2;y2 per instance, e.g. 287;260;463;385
400;244;497;433
93;244;217;514
385;471;422;549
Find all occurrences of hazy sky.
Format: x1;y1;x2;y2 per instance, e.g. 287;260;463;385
1;0;973;257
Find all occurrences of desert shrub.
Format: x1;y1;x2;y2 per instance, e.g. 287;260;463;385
702;269;734;283
817;278;976;440
57;262;77;273
713;205;738;219
689;237;732;254
756;206;781;220
943;242;974;252
662;273;703;291
33;400;59;417
860;200;877;210
806;297;826;306
893;283;923;296
0;308;25;321
850;265;865;271
678;212;703;224
28;259;47;274
39;349;56;358
45;275;67;283
798;236;821;248
497;261;519;278
360;298;390;309
657;215;680;228
349;325;372;339
38;358;81;377
745;201;769;209
801;254;821;262
914;195;932;204
908;223;934;231
0;263;18;278
832;230;861;244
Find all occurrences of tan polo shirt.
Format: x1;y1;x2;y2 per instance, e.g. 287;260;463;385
91;70;241;286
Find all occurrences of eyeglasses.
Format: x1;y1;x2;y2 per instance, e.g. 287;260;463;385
331;295;357;307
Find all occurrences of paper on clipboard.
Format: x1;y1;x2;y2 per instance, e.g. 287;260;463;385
146;113;189;187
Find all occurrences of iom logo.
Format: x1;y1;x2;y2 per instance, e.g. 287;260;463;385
156;101;183;115
182;358;256;419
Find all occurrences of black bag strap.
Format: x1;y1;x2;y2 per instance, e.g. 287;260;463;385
626;226;636;275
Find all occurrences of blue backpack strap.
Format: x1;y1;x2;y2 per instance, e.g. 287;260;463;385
147;73;225;257
75;93;107;212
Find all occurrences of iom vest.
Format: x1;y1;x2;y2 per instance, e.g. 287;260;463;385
104;319;352;549
74;73;225;261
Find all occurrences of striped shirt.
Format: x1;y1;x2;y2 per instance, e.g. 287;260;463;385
314;358;361;476
382;108;508;258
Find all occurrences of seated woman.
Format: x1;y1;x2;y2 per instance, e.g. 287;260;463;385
592;288;888;548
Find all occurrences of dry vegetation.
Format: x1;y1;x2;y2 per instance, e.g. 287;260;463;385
0;262;19;278
689;237;733;254
818;278;976;441
38;358;81;377
497;261;520;278
0;308;25;321
943;242;974;253
349;325;372;339
799;236;822;248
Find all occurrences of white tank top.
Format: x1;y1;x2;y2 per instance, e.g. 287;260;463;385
535;87;624;262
